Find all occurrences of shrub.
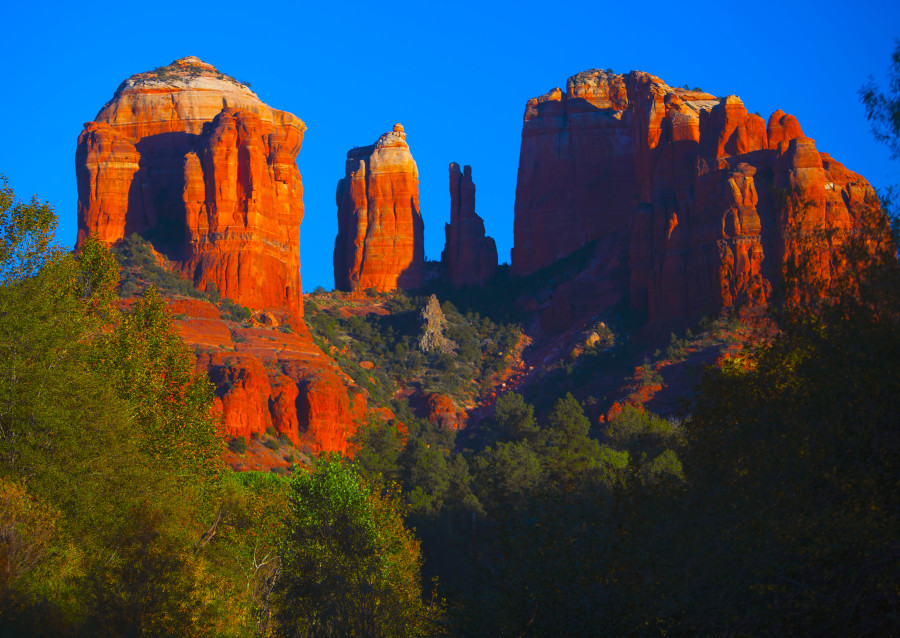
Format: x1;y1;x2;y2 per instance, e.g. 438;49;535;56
639;358;663;386
228;437;247;454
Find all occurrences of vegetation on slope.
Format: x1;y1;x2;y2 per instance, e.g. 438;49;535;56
305;288;520;408
0;181;438;637
114;233;253;323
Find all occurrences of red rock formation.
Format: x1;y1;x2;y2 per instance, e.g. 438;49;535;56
76;58;369;457
442;163;498;287
334;124;424;292
425;393;467;431
513;69;883;329
178;299;365;455
76;56;305;317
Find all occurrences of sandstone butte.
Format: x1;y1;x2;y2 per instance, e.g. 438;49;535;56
76;57;365;455
75;56;305;318
512;69;884;331
334;124;425;292
442;163;498;287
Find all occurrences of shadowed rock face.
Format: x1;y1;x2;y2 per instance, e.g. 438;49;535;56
76;56;305;318
513;69;883;329
334;124;424;292
442;163;498;288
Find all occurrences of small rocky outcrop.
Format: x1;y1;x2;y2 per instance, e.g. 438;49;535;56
442;163;498;288
334;124;424;292
418;294;456;354
425;393;468;431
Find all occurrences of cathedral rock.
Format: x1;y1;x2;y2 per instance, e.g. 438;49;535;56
76;57;366;456
334;124;424;292
75;56;305;318
442;163;498;288
512;69;883;329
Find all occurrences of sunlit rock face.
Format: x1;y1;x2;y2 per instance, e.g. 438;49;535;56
513;69;882;329
334;124;424;292
168;298;367;456
76;56;305;318
442;163;498;288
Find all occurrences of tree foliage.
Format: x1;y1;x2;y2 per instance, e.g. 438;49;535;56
0;181;234;635
861;40;900;159
91;285;225;495
0;176;62;282
271;457;442;637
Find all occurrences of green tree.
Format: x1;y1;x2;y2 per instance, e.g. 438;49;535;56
0;184;238;635
350;416;403;484
539;393;601;480
403;440;452;518
81;505;214;638
272;457;442;637
861;40;900;159
489;392;538;442
92;286;225;496
470;441;542;511
0;176;62;282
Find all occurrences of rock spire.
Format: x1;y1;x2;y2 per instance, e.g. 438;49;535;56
442;163;498;287
334;124;424;292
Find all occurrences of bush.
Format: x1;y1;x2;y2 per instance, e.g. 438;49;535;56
228;437;247;454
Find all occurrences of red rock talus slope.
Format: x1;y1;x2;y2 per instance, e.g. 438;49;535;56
168;298;366;455
513;70;883;328
334;124;424;292
76;56;305;318
442;163;498;287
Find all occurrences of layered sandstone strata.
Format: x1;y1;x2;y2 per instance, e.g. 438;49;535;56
334;124;424;292
76;56;305;317
442;163;498;287
170;298;366;455
513;69;882;329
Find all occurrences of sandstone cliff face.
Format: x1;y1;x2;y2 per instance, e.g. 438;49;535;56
513;69;882;329
442;163;498;287
175;298;366;455
76;56;305;317
334;124;424;292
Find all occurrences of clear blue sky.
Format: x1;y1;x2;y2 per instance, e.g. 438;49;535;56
2;1;898;291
